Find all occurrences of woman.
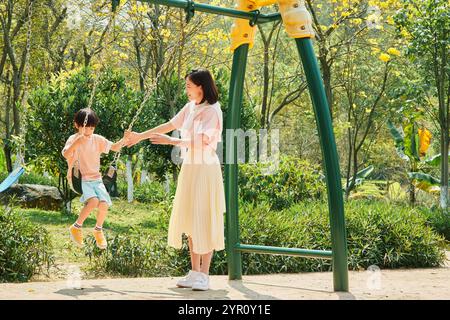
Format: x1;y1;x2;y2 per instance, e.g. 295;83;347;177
124;69;225;291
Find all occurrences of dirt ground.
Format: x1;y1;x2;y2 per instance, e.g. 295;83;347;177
1;252;449;300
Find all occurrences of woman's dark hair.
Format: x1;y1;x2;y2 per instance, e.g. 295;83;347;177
74;108;100;127
185;69;219;104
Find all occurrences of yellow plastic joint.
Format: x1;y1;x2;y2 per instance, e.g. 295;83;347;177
256;0;277;6
277;0;315;39
230;0;260;52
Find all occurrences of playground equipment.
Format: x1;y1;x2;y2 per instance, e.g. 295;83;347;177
112;0;349;292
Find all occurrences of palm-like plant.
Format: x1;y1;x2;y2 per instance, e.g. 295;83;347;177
387;119;440;205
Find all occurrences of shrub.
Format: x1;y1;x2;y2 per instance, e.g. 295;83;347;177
133;180;176;204
117;178;176;205
239;155;326;210
84;231;191;277
0;206;55;282
344;200;446;269
415;206;450;241
84;200;446;277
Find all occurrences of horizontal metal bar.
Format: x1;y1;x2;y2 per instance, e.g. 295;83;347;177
236;244;333;260
135;0;282;24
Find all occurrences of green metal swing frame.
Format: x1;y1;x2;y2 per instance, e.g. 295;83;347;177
112;0;349;292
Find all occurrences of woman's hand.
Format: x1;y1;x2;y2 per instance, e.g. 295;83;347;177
148;133;176;145
124;131;143;147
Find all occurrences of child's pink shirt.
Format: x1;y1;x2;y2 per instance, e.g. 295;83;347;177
169;101;223;158
62;134;112;181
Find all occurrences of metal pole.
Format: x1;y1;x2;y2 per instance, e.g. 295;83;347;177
236;244;333;259
295;38;349;292
128;0;281;24
225;44;249;280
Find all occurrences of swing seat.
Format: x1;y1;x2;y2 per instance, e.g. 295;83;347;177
69;166;117;197
102;166;118;197
69;166;83;195
0;167;25;193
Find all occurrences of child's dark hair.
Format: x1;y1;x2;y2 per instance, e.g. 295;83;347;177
185;69;219;105
74;108;100;127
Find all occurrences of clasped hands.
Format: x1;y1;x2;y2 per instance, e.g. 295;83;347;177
122;130;176;148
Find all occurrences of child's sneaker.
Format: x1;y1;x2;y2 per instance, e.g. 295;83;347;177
93;229;107;249
192;272;209;291
176;270;200;288
69;225;83;248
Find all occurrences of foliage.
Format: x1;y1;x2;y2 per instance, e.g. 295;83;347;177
25;67;149;207
85;199;446;277
387;119;440;195
0;171;57;187
0;206;55;282
117;178;176;204
238;155;326;210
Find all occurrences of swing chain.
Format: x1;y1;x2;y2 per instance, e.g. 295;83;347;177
83;10;118;128
110;40;180;168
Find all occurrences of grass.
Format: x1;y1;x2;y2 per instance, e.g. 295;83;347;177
18;197;170;279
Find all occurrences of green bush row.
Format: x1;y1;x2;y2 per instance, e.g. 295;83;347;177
84;200;446;277
416;206;450;241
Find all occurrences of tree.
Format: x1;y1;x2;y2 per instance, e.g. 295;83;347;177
395;0;450;210
0;0;35;172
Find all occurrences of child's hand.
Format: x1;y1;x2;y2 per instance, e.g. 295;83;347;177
124;130;142;147
74;134;88;145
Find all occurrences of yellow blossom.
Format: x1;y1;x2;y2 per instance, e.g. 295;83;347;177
379;53;391;63
387;47;401;56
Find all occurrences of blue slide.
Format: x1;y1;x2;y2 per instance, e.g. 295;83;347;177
0;167;25;193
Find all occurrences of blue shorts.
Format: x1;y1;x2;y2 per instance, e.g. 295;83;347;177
80;179;112;207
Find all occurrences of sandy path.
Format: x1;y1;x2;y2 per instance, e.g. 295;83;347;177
1;265;449;300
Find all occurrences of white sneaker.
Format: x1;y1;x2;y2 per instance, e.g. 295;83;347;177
192;272;209;291
176;270;200;288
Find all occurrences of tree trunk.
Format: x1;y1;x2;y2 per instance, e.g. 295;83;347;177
3;145;13;173
319;54;333;118
345;130;353;200
261;39;270;128
127;155;134;203
439;128;449;210
351;145;358;196
140;169;147;185
409;180;416;206
435;27;449;210
4;71;13;172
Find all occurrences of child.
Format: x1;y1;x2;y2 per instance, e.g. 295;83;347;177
62;108;124;249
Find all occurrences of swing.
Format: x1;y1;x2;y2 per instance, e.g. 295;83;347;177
70;163;117;195
67;4;182;197
68;11;119;196
0;1;33;194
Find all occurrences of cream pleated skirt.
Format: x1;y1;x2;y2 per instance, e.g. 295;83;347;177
167;148;226;254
